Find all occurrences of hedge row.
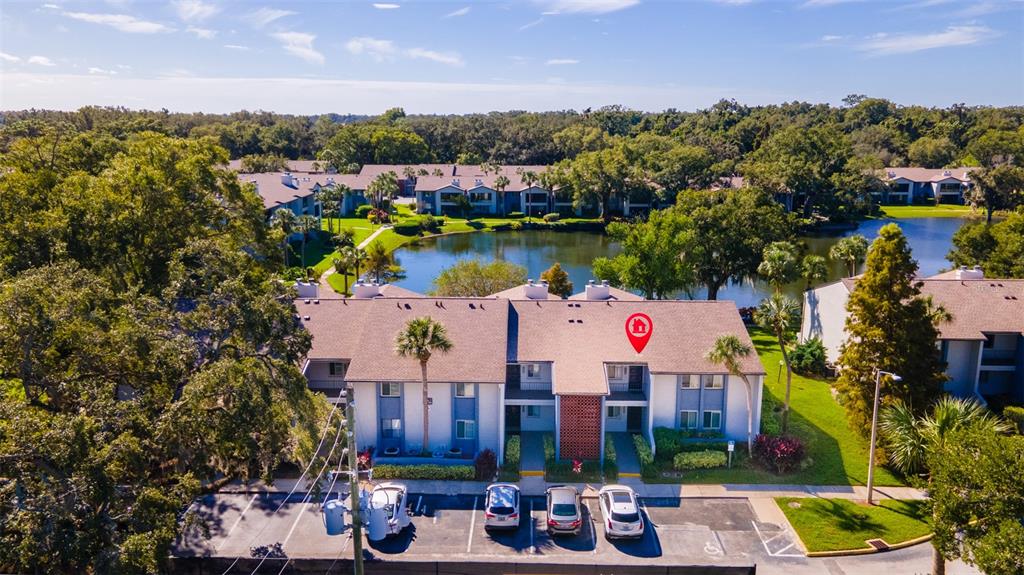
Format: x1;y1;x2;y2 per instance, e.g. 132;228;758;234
603;433;618;480
372;464;475;480
1005;406;1024;434
673;450;727;470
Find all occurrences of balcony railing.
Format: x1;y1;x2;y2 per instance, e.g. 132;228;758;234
981;349;1018;367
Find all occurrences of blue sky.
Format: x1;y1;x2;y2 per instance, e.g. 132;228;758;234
1;0;1022;113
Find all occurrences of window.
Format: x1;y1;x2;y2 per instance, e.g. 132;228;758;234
469;192;491;203
607;406;623;419
679;375;697;389
456;419;476;440
528;192;548;204
525;405;541;418
455;383;475;398
328;362;347;378
703;410;722;430
380;382;401;397
679;410;698;430
607;365;627;380
984;334;995;349
522;363;542;378
381;418;401;438
702;374;724;389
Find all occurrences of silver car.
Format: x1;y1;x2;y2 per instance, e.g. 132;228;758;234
598;485;644;539
483;483;520;530
546;485;582;536
369;482;412;537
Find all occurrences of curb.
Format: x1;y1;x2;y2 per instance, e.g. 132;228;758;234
804;532;934;557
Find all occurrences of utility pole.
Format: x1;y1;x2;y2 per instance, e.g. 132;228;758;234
346;385;365;575
867;369;901;506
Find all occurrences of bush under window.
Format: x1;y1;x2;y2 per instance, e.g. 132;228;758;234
752;434;806;474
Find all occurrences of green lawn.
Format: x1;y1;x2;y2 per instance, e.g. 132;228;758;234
877;204;978;219
662;327;903;486
778;497;930;552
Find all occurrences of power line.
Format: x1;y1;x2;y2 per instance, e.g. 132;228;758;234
218;401;344;575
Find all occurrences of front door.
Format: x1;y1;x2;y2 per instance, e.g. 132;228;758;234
505;405;521;432
626;406;643;432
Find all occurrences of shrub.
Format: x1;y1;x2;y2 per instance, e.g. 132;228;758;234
371;464;475;480
632;433;654;467
418;214;442;233
760;392;783;436
543;213;560;223
546;459;602;482
1004;406;1024;434
673;450;727;470
603;433;618;479
354;205;373;218
752;434;806;474
282;266;306;281
507;211;525;219
510;221;523;231
790;337;828;377
474;449;498;481
677;441;730;453
653;427;681;459
543;433;555;464
392;220;421;236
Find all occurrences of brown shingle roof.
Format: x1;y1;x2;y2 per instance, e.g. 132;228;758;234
882;167;977;183
413;173;547;193
358;164;456;179
298;297;509;384
240;172;370;210
511;300;764;395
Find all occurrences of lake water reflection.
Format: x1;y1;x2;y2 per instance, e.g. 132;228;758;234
392;217;969;307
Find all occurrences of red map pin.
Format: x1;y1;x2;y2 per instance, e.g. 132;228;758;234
625;313;653;353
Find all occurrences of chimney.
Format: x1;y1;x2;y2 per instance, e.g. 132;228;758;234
523;279;549;300
585;279;611;300
955;266;984;281
281;172;296;188
294;280;319;299
352;281;381;299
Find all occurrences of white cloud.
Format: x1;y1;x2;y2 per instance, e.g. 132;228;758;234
243;7;295;28
444;6;470;18
61;11;174;33
345;36;398;60
802;0;860;5
28;56;56;66
88;66;117;75
406;47;464;67
224;44;250;50
186;26;216;38
519;18;544;30
271;31;324;64
534;0;639;14
0;51;21;63
857;25;992;55
372;3;401;8
711;0;753;4
545;58;579;65
173;0;219;21
820;34;843;41
42;3;59;9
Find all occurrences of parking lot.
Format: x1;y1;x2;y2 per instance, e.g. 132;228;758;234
176;491;801;569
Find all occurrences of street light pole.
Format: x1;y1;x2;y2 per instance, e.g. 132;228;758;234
866;369;901;505
346;385;365;575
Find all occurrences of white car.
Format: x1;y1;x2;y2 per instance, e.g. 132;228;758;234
484;483;520;530
368;482;412;537
597;485;644;539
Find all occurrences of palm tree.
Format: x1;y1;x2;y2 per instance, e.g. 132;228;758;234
801;254;829;290
880;396;1013;575
295;214;320;271
364;241;392;283
269;208;296;267
334;228;356;250
757;241;799;293
494;175;511;216
706;335;756;453
395;317;453;455
829;235;869;277
754;293;800;433
333;246;363;296
368;171;400;216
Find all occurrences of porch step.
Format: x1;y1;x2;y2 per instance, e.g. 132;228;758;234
619;472;642;478
521;469;545;477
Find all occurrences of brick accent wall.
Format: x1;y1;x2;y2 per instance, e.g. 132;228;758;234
559;395;602;460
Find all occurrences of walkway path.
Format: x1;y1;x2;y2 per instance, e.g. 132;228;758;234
317;224;391;287
610;432;640;476
520;431;546;475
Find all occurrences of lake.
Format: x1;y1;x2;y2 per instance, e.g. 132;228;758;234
392;217;970;307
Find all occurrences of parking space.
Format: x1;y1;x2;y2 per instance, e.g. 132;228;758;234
176;491;802;568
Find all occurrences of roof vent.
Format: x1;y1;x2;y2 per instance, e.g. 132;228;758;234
955;266;984;281
585;280;611;301
352;281;381;299
887;170;896;178
523;280;549;300
303;315;310;321
942;170;952;177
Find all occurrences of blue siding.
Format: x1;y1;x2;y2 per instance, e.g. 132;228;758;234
377;384;403;451
451;384;478;455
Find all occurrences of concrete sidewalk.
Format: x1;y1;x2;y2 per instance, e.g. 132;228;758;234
220;476;924;501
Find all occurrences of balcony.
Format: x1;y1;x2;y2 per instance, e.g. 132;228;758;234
981;349;1018;368
505;384;555;402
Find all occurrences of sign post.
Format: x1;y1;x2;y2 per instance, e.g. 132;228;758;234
727;440;735;468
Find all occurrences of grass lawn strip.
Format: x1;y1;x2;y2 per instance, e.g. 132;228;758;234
777;497;930;553
878;204;977;219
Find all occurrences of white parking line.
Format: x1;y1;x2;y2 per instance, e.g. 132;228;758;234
751;520;803;558
466;496;478;554
215;494;258;552
415;495;423;515
433;509;439;524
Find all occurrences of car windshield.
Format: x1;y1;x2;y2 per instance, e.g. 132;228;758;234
551;503;577;517
611;511;640;523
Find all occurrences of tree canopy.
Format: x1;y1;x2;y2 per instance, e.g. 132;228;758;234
948;212;1024;278
431;258;527;297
